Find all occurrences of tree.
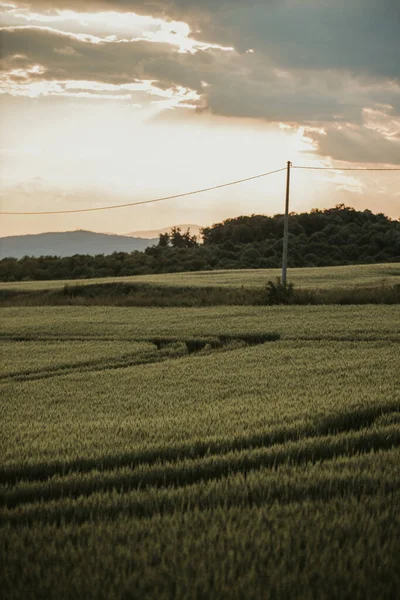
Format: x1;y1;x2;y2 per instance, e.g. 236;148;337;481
169;227;198;248
158;232;170;247
1;207;398;282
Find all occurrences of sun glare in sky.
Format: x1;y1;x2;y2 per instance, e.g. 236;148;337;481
0;1;399;236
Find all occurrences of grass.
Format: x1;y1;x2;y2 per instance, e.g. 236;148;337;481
1;304;398;342
1;263;398;307
1;262;399;291
2;335;398;468
2;494;399;600
1;302;399;598
1;280;399;307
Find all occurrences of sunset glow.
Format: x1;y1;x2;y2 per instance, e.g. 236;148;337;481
0;0;399;236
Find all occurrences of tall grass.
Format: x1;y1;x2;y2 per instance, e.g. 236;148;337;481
0;280;399;306
1;303;398;599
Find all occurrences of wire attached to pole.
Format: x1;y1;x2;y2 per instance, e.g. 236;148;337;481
1;163;399;216
0;167;286;216
292;165;400;171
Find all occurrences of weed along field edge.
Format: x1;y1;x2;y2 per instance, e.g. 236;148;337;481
1;275;399;598
1;263;399;307
1;262;399;291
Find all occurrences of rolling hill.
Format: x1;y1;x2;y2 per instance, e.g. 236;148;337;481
0;230;157;259
126;224;201;239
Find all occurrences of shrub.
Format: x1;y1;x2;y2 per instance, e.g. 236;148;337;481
265;278;294;305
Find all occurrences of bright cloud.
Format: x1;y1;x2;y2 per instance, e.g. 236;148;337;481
0;0;399;236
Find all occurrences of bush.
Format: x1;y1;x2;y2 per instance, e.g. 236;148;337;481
265;278;295;305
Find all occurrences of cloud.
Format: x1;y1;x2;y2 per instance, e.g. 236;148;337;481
2;25;398;121
8;1;400;80
0;25;210;89
308;123;400;165
1;1;400;164
192;0;400;81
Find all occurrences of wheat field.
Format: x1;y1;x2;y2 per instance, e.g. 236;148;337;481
1;301;399;599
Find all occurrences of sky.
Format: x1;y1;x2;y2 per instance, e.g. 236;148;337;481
0;0;399;237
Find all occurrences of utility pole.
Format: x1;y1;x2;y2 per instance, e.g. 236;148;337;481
282;161;291;285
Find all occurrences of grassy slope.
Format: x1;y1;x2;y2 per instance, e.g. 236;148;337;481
1;304;398;341
1;304;399;599
1;262;399;291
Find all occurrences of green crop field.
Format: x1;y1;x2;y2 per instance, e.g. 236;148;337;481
1;262;399;291
1;302;399;599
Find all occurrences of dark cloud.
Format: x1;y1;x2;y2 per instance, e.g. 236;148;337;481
3;25;393;127
308;125;400;165
4;1;246;17
200;66;375;126
2;2;400;164
0;26;206;89
10;1;400;80
193;0;400;81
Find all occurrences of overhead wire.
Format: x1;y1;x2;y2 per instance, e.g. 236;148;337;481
292;165;400;171
1;163;399;216
0;167;286;216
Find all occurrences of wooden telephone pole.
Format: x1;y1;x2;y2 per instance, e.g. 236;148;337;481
282;161;291;285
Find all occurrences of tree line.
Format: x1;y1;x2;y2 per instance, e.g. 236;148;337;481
1;205;398;281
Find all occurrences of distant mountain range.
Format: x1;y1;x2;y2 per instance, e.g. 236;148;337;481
0;230;158;259
0;225;202;259
126;224;201;239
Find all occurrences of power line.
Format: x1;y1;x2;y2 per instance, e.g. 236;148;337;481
292;165;400;171
0;167;286;216
2;162;398;216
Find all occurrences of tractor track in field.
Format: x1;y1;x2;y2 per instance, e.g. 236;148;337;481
1;334;398;383
0;333;280;382
1;440;399;527
1;403;399;489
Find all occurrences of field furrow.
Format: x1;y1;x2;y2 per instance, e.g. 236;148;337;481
1;297;399;600
0;333;280;382
1;426;399;511
2;401;399;485
2;448;399;527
